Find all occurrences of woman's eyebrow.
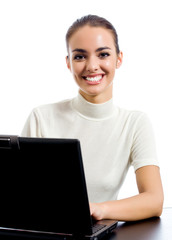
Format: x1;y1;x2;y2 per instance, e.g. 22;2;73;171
72;48;87;53
96;47;111;52
72;47;111;53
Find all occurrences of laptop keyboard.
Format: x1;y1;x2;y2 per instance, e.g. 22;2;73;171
92;224;106;234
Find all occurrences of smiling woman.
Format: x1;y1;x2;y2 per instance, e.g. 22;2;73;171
66;15;122;103
21;14;164;222
66;26;122;103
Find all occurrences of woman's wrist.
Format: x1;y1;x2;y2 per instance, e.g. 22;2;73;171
99;201;111;220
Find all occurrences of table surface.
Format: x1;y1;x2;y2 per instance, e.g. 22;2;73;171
0;208;171;240
111;207;172;240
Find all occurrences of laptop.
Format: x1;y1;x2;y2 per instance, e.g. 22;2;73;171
0;135;118;240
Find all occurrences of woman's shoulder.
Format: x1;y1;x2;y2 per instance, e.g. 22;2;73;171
32;98;73;115
114;105;153;132
116;105;148;120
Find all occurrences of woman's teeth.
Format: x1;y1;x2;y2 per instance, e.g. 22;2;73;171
85;75;103;82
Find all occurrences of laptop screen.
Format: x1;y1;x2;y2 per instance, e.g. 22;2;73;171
0;136;93;235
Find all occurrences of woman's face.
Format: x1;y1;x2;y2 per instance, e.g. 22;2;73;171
66;26;123;103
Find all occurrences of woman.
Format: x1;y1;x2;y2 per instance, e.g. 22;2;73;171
21;15;164;221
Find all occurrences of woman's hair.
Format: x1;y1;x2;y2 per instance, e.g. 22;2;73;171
66;14;120;54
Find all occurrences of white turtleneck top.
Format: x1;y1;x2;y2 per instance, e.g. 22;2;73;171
21;94;158;203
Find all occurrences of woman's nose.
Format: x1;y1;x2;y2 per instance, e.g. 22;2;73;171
86;56;99;72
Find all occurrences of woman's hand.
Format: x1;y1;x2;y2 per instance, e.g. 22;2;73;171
90;202;106;221
90;166;164;221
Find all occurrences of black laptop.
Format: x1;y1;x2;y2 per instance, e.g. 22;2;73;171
0;135;117;240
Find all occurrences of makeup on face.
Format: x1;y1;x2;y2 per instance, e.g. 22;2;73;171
67;26;121;103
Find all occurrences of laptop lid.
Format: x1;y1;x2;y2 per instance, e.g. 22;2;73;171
0;135;93;235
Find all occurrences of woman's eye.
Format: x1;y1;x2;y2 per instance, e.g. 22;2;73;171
74;55;85;60
99;52;110;58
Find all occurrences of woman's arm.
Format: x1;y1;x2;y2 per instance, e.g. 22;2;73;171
90;165;164;221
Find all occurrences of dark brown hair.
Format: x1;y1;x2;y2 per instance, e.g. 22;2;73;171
66;14;120;54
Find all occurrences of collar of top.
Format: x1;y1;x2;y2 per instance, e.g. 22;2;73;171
72;93;116;121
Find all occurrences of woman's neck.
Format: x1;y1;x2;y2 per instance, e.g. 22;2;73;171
79;88;113;104
72;92;115;121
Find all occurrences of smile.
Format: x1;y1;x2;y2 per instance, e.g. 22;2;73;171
82;74;104;83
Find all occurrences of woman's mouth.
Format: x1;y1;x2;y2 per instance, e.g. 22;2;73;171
82;74;104;85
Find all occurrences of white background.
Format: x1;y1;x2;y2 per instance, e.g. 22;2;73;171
0;0;172;207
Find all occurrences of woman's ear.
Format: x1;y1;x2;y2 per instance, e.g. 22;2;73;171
116;51;123;69
66;56;71;70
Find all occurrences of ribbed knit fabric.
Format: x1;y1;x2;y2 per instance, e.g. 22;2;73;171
21;93;158;202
